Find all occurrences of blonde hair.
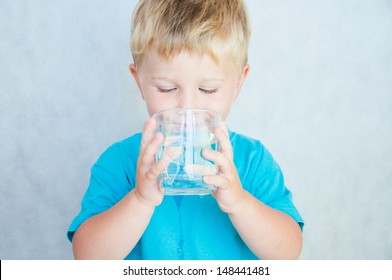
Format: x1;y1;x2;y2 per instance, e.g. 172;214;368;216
130;0;251;71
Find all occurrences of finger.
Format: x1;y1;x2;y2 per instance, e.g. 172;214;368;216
145;146;179;181
214;125;233;160
183;163;217;176
202;148;232;175
218;121;230;137
203;174;230;190
163;145;184;161
145;156;170;181
140;132;164;167
163;135;182;146
140;118;157;152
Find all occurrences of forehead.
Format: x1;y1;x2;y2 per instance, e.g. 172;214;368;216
139;45;238;74
143;49;228;72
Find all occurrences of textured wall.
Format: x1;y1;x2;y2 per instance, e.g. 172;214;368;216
1;0;391;259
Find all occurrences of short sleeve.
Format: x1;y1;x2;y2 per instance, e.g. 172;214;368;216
232;132;304;231
67;136;140;242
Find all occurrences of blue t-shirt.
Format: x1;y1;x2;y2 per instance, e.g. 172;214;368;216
67;131;304;259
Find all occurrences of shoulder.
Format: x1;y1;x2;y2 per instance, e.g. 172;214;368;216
230;131;264;150
92;133;142;180
230;131;270;164
97;133;142;163
230;131;278;168
229;132;304;228
230;131;282;189
106;133;142;153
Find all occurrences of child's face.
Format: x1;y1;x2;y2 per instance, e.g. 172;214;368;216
130;48;249;120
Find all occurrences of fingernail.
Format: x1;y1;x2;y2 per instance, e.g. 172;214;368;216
201;148;209;156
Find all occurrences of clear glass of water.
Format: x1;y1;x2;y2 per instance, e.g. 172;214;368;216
153;108;221;195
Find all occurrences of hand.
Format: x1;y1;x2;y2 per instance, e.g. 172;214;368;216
134;118;178;207
202;123;247;214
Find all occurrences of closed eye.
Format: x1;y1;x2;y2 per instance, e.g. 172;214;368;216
199;88;218;94
157;87;177;93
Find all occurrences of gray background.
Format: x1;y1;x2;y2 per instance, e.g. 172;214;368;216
1;0;391;259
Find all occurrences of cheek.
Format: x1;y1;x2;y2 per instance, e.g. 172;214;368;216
218;107;231;121
144;95;175;116
205;98;233;120
145;99;162;116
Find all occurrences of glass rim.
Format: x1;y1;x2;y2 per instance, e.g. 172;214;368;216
152;108;221;119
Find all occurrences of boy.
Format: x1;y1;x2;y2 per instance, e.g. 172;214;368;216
68;0;304;260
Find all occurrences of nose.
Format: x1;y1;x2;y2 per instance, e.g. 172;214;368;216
178;91;198;109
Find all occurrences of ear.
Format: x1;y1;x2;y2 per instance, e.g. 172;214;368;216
232;64;250;102
129;64;145;100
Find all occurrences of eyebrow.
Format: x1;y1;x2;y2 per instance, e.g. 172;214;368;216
151;76;226;82
151;77;172;81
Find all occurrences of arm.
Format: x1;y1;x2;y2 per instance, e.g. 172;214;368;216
202;123;302;259
228;191;302;259
72;189;155;259
72;118;168;259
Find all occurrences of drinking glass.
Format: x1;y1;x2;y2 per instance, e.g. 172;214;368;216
153;108;221;195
